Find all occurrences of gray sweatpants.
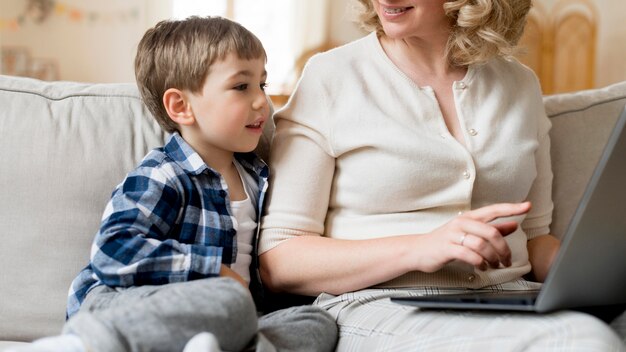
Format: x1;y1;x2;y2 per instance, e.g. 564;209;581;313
64;278;337;352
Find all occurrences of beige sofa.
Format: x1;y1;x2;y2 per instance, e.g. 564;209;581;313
0;74;625;349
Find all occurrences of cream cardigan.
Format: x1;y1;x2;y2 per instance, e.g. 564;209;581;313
260;33;553;289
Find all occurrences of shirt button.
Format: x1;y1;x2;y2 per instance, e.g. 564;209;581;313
219;190;227;197
468;274;476;282
455;81;467;90
468;128;478;136
462;170;471;179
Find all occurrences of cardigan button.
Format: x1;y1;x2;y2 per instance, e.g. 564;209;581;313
468;128;478;136
455;81;467;90
468;274;476;282
462;170;471;179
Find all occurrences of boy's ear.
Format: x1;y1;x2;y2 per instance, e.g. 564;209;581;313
163;88;195;126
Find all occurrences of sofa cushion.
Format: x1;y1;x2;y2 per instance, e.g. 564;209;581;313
0;75;167;341
545;81;626;239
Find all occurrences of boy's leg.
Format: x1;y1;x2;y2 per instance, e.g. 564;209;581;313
256;305;338;352
65;278;258;352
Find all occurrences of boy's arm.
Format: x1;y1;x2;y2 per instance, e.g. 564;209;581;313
220;265;248;288
90;167;223;288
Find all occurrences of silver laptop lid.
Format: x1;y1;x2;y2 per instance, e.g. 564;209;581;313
536;106;626;312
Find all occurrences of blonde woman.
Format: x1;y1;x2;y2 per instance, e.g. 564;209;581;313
259;0;626;350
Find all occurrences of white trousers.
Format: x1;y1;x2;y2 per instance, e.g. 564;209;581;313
315;280;625;352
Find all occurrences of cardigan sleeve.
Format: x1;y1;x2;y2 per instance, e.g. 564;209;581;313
521;75;554;239
259;57;337;254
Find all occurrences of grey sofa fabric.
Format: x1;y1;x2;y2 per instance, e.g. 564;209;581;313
0;76;166;342
0;74;625;345
545;82;626;239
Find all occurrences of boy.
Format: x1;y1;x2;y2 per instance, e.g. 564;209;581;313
13;16;336;352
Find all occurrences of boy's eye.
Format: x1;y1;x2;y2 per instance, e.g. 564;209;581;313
260;82;268;91
234;84;248;91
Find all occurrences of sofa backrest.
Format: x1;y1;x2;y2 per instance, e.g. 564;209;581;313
545;81;626;239
0;76;166;341
0;74;273;343
0;74;625;342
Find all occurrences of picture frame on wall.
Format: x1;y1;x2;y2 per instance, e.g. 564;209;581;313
30;58;59;81
1;47;31;76
0;46;59;80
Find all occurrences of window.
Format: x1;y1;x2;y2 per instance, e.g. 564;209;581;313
172;0;296;95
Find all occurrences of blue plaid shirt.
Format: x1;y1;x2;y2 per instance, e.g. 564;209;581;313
66;133;268;318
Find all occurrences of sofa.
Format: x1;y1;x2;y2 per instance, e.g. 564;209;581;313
0;73;625;349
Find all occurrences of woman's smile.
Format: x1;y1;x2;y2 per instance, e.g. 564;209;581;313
380;4;414;19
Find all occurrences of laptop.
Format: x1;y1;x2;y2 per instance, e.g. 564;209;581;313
391;106;626;313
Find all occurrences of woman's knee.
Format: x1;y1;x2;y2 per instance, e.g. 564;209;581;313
532;312;624;351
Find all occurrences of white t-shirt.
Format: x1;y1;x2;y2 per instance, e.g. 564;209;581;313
229;160;259;284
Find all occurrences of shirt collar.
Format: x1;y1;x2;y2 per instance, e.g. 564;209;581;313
163;132;268;178
162;132;209;175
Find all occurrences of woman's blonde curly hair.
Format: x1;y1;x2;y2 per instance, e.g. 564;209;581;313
354;0;531;67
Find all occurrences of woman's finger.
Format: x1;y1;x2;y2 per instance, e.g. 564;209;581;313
493;221;519;237
457;233;499;268
452;218;513;264
464;202;531;223
450;244;486;268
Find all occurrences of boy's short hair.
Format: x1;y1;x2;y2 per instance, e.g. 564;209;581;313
135;16;266;133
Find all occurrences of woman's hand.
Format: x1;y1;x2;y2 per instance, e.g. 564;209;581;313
407;202;531;273
261;202;531;296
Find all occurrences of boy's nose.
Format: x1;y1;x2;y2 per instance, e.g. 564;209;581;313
253;92;269;111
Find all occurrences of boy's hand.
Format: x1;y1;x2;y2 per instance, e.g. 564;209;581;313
219;264;248;289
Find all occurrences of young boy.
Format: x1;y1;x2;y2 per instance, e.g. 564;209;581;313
13;16;336;352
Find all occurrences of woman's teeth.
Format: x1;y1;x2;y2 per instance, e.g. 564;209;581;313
384;7;410;14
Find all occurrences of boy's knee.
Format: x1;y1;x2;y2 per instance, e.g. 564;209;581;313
292;306;338;351
195;277;258;320
287;305;336;328
191;278;259;350
260;305;338;352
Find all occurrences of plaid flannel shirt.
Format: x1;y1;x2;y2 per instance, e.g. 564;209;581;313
66;132;268;318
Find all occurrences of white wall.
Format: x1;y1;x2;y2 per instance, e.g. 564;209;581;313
1;0;624;88
328;0;367;45
0;0;169;83
584;0;626;88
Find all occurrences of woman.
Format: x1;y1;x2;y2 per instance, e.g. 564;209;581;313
259;0;625;350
